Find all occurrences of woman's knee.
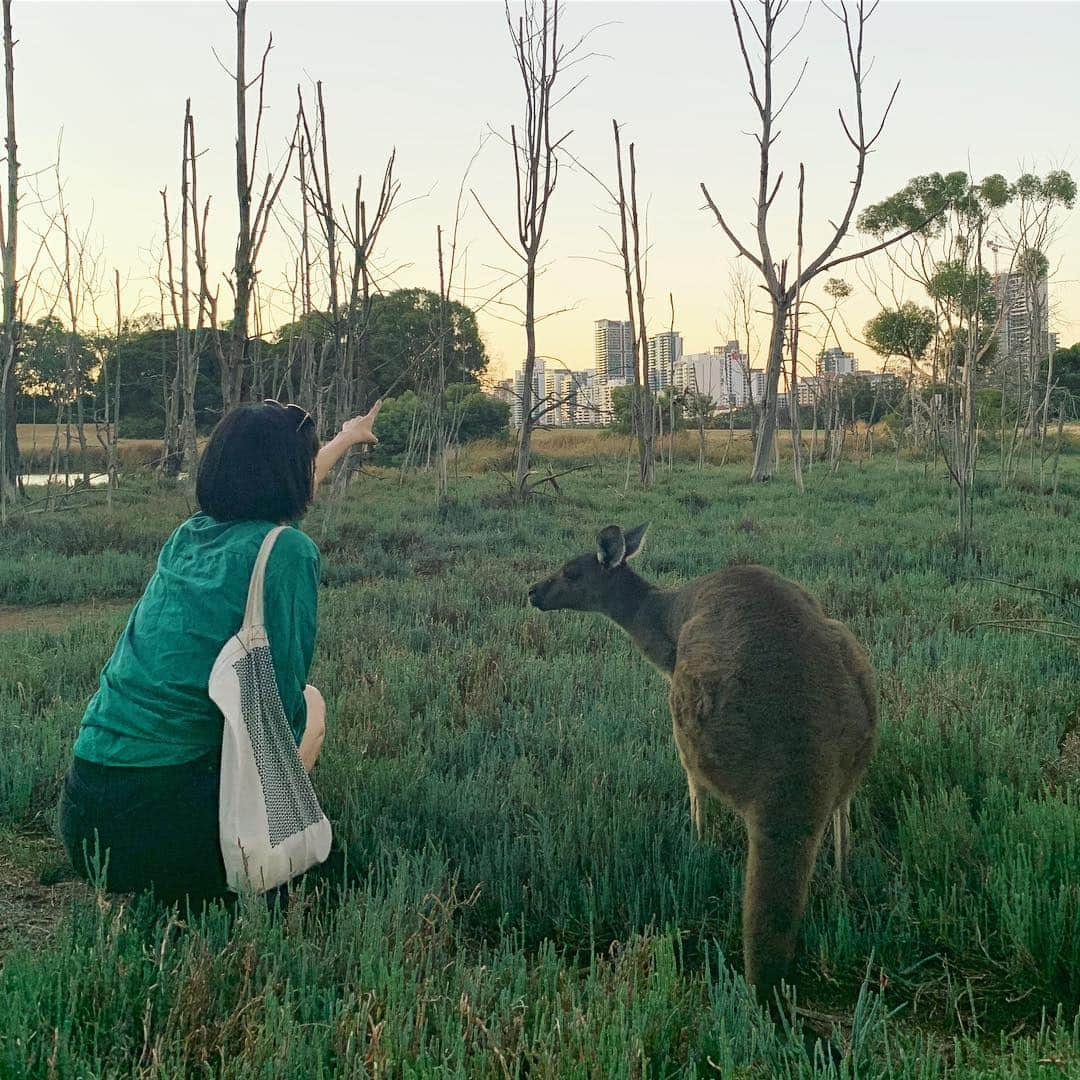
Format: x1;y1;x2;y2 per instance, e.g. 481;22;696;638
303;685;326;742
300;685;326;772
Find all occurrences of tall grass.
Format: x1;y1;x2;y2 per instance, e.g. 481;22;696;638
1;459;1079;1075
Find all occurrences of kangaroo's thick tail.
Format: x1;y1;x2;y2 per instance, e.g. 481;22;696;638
741;809;829;1007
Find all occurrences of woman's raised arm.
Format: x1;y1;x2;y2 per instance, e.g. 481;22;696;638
314;400;382;490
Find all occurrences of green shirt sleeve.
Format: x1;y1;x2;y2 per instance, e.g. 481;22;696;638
263;526;320;745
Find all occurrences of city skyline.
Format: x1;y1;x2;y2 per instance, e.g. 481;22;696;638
506;319;888;427
7;2;1079;386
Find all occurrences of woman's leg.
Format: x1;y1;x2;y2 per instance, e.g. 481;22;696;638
58;752;229;909
298;684;326;773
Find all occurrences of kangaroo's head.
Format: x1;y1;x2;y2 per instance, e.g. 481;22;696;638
528;523;650;613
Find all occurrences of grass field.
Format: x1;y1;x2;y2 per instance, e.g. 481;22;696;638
16;424;168;474
2;447;1079;1076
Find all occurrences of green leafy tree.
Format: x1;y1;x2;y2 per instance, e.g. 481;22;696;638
1014;169;1077;208
445;383;510;443
858;171;1010;237
655;387;686;432
865;303;936;369
273;288;489;407
363;289;487;396
841;374;903;423
686;393;715;426
15;317;74;409
1050;343;1080;399
927;260;996;328
371;386;508;462
108;319;222;438
369;390;422;459
610;385;645;435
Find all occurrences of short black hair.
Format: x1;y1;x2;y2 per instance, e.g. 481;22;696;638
196;402;320;523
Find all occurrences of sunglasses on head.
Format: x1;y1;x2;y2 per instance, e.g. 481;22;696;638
265;399;314;432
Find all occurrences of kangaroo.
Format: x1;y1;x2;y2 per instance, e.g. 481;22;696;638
528;523;879;1006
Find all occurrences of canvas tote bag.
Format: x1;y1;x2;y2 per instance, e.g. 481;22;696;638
209;525;331;894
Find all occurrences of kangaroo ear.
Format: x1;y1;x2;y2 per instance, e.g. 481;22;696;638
623;522;650;560
596;525;626;569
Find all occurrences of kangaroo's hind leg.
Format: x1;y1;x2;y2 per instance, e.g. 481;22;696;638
684;768;706;839
832;797;851;880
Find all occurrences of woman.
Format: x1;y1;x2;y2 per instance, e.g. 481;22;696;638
58;398;380;908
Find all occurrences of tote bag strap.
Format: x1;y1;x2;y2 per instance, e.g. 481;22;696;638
242;525;287;630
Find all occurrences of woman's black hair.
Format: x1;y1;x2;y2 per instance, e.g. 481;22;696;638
196;402;320;523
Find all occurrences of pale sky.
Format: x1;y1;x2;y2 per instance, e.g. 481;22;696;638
12;0;1080;380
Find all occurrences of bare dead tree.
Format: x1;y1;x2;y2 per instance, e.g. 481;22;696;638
291;129;318;411
55;173;95;486
158;189;184;476
182;103;214;481
341;151;398;420
475;0;584;499
296;80;399;470
788;164;806;491
410;150;485;498
433;225;451;496
220;0;297;411
701;0;920;482
84;266;123;504
159;100;214;485
665;292;677;471
718;266;758;467
104;269;121;501
297;82;340;433
188;108;222;423
178;103;198;481
612;122;654;487
0;0;17;515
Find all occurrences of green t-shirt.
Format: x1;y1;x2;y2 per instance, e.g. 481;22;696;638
74;513;320;767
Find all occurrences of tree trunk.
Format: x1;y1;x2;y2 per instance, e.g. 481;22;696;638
514;259;537;494
179;105;199;487
0;0;18;511
750;296;789;481
107;269;122;502
225;0;252;413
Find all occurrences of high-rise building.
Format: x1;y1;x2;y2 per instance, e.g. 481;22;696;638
492;379;514;407
793;375;824;407
535;368;600;427
572;369;600;425
712;341;752;406
542;370;570;427
524;367;604;425
647;331;683;390
511;359;545;428
594;319;635;385
673;340;753;407
748;369;767;402
818;347;858;376
993;270;1051;372
720;341;752;406
674;351;723;399
853;371;903;393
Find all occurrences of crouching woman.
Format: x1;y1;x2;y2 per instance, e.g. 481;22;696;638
57;399;380;908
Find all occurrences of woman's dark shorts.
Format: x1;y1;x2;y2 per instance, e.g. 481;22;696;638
58;751;229;908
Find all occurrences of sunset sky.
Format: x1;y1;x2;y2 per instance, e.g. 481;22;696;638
13;0;1080;380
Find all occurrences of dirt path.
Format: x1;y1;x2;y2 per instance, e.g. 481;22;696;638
0;599;134;635
0;835;88;959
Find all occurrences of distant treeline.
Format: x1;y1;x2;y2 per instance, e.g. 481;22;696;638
15;287;500;445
